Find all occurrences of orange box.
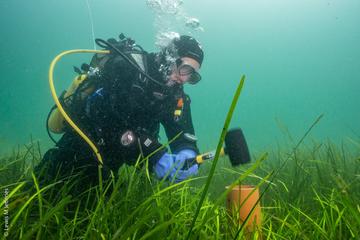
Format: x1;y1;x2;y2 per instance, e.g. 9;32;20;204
226;185;262;231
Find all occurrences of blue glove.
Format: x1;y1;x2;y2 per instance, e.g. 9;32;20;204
172;149;198;182
154;149;198;182
154;153;175;179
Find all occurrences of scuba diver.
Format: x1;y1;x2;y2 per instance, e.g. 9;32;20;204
35;34;204;188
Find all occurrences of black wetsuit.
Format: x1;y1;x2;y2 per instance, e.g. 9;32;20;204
35;51;199;186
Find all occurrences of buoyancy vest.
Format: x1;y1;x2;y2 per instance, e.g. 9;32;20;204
64;35;197;162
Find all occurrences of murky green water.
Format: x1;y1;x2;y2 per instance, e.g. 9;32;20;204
0;0;359;154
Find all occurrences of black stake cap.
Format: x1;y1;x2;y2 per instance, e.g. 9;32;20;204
224;128;251;166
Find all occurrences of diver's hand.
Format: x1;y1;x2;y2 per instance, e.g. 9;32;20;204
172;149;198;182
154;149;198;182
154;153;175;179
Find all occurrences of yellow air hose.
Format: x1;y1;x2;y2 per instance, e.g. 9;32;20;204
48;49;110;165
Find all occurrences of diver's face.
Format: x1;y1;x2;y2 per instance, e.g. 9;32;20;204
168;57;201;85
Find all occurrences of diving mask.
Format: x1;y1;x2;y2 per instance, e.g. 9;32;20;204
176;59;201;85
